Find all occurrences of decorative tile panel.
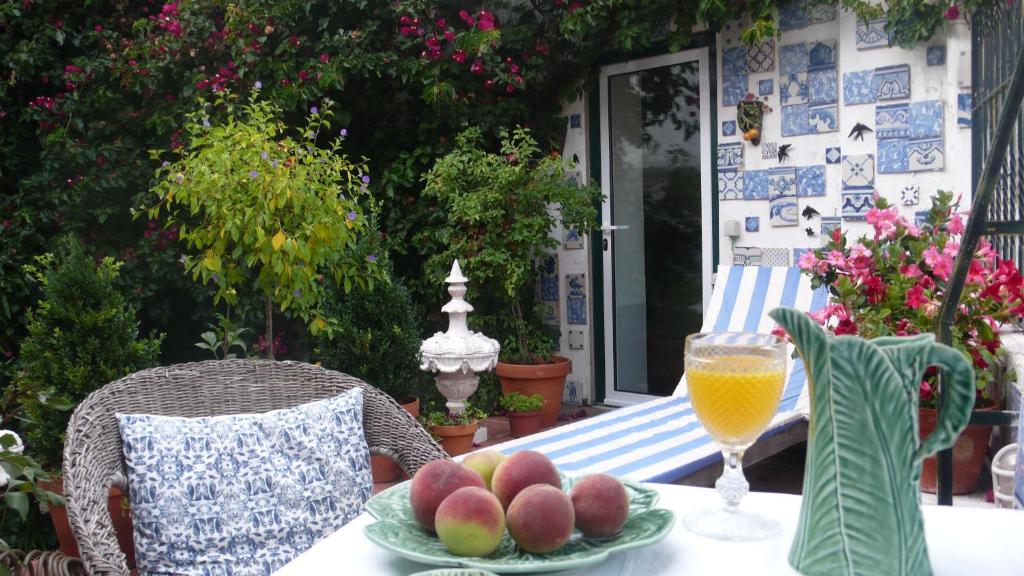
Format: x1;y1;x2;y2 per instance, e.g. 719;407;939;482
821;216;842;236
781;72;809;105
747;39;776;73
723;120;737;136
825;147;841;164
907;138;945;171
541;276;559;302
875;103;911;139
567;298;587;325
566;273;586;299
843;70;876;105
723;47;748;76
762;248;790;267
842;154;875;190
841;191;875;220
541;301;560;326
796;165;826;197
806;1;837;25
808;103;839;133
779;43;809;75
722;73;749;106
745;216;760;233
767;167;797;200
909;100;943;139
877;138;909;174
718;168;744;200
808;69;838;104
733;247;763;266
856;18;889;50
743;169;769;200
563;227;584;250
761;142;779;160
901;185;920;206
717;142;744;170
872;64;911;101
778;0;808;31
926;45;946;66
566;273;587;326
758;79;774;96
782;103;810;137
770;196;799;227
807;40;837;71
914;211;930;227
958;92;972;128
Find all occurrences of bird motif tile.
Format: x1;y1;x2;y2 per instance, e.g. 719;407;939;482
841;191;875;220
718;168;744;200
779;43;809;75
872;64;911;101
747;39;776;73
856;18;889;50
843;70;876;105
717;142;744;170
743;169;769;200
926;45;946;66
842;154;875;190
808;103;839;133
796;165;826;197
745;216;760;233
907;138;945;171
825;147;841;164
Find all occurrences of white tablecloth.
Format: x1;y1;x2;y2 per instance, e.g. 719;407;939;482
275;484;1024;575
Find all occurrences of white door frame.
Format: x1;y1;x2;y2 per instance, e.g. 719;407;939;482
599;47;713;407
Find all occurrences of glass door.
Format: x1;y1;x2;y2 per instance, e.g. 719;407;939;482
600;48;712;406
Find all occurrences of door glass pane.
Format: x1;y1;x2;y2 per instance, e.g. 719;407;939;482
609;60;703;396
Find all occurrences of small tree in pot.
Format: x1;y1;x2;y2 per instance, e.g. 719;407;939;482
423;126;600;427
499;392;546;438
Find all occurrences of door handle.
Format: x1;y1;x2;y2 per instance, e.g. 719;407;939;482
600;225;630;232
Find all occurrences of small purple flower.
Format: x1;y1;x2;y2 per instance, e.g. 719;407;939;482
254;80;263;89
339;128;348;138
293;289;302;298
347;211;357;221
361;175;370;184
211;274;220;282
366;254;378;263
260;151;269;160
271;160;280;168
162;161;170;168
310;106;319;115
249;170;258;178
175;174;184;183
202;117;211;127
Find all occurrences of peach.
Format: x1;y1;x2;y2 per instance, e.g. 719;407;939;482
435;486;506;557
570;474;630;538
462;450;505;490
506;484;575;553
409;459;485;532
490;450;561;509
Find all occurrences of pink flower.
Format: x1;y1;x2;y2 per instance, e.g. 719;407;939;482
470;59;484;74
920;379;934;402
948;213;965;235
944;5;961;20
923;245;953;281
906;283;928;309
943;239;961;259
849;243;872;260
452;49;466;63
798;250;818;271
319;53;330;63
477;10;496;31
900;263;923;279
826;250;846;270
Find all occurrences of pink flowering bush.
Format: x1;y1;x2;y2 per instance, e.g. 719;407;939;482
798;191;1024;407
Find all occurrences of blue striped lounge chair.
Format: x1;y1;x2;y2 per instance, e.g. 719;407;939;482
486;265;829;484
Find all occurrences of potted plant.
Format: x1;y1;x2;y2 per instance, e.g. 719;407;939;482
422;404;487;457
423;127;600;428
798;191;1024;494
499;392;546;438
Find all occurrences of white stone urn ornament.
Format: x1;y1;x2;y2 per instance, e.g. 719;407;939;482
419;261;500;415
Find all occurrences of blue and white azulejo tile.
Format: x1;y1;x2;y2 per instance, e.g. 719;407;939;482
825;147;841;164
723;46;748;77
843;70;875;105
744;169;769;200
796;165;826;197
908;100;943;139
117;388;373;576
747;39;776;73
805;1;837;25
780;72;808;106
779;43;809;75
876;103;911;140
778;0;808;31
926;45;946;66
567;297;587;325
821;215;842;236
958;92;972;128
907;138;945;171
901;185;920;206
723;120;737;136
872;64;911;101
745;216;760;233
718;168;744;201
808;69;838;105
842;154;875;190
733;246;763;266
782;103;810;137
807;40;837;71
540;276;559;301
758;79;774;96
856;18;889;50
717;142;744;170
770;195;799;227
767;167;796;200
722;73;750;106
762;247;790;267
808;103;839;133
877;138;909;174
841;191;875;220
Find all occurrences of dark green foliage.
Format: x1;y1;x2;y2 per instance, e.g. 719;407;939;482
315;275;431;403
17;238;163;470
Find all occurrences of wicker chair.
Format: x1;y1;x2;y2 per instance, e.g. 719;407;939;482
59;360;447;576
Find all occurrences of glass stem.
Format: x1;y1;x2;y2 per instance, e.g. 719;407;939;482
716;449;749;512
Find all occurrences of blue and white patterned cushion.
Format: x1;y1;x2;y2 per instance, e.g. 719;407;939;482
117;388;372;576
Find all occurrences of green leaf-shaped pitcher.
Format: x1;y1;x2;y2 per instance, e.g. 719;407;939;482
769;308;975;576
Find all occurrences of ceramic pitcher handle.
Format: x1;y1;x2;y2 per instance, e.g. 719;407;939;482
914;343;976;464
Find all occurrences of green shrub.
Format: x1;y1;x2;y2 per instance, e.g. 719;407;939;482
499;391;545;413
315;274;430;403
17;238;163;470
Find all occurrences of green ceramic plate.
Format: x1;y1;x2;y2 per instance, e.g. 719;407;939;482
363;475;676;574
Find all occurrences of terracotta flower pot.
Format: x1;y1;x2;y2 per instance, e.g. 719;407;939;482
39;476;136;571
496;356;571;428
371;396;420;483
919;402;998;495
429;420;479;457
507;410;542;438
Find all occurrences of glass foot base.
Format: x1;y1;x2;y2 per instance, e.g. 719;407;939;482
683;507;781;541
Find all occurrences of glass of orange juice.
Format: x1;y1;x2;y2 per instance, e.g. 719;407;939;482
683;332;787;541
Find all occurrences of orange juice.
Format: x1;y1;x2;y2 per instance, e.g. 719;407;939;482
686;355;785;447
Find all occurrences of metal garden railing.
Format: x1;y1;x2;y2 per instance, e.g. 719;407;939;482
935;2;1024;505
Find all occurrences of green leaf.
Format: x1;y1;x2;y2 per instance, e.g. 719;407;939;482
4;492;29;520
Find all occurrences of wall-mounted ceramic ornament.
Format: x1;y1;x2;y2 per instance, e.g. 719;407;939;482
848;122;873;141
737;96;770;145
778;144;793;163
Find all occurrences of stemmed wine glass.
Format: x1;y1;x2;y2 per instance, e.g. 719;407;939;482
682;332;788;541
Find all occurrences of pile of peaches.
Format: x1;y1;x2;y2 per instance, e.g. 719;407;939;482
409;449;630;557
